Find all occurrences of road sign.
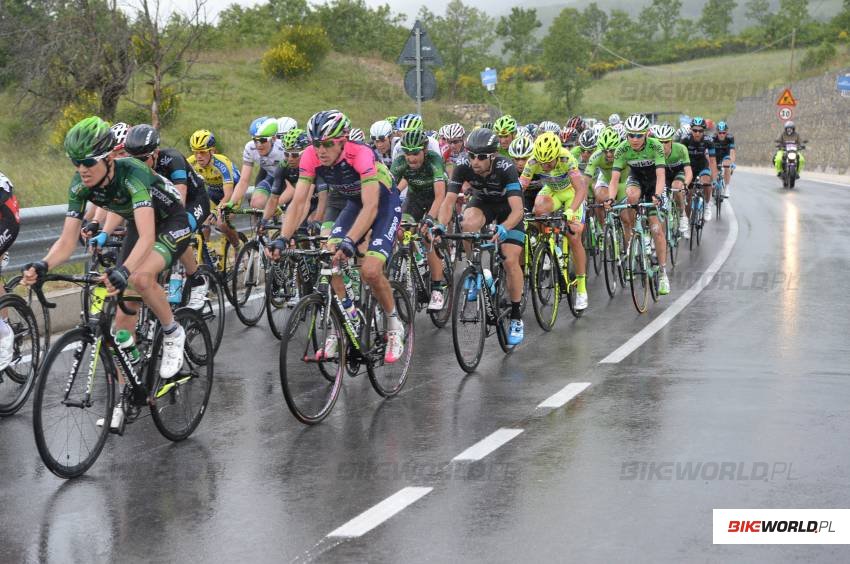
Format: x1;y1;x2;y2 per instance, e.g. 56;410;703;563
776;88;797;107
837;74;850;98
480;68;497;92
404;68;436;101
777;106;793;121
397;20;443;66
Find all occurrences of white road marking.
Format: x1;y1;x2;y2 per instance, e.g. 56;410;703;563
600;203;739;364
327;487;432;538
536;382;591;409
452;428;524;462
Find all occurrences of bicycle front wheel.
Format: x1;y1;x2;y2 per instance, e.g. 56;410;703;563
366;281;414;397
428;246;454;328
266;257;298;340
280;294;345;424
629;235;650;314
494;265;516;354
602;224;619;298
531;243;559;331
188;265;225;354
0;295;40;416
451;267;486;373
232;240;267;326
149;308;214;442
32;329;114;478
222;232;248;306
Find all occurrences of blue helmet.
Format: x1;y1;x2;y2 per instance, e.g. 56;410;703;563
249;116;272;136
716;121;728;132
691;116;706;128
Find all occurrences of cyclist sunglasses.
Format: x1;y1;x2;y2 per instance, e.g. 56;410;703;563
312;139;337;149
468;152;492;161
370;135;389;142
70;155;107;167
133;152;156;163
253;137;271;144
449;138;463;145
627;132;645;139
402;147;423;155
691;128;705;133
284;151;301;158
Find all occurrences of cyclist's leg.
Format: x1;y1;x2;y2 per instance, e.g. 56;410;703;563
699;169;712;204
494;198;525;305
460;198;487;257
722;157;732;188
532;185;556;216
327;197;361;298
179;193;212;303
250;170;271;210
593;179;609;223
623;178;641;235
643;187;666;267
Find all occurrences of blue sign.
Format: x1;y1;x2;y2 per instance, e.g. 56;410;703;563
679;114;691;126
837;74;850;92
480;68;498;88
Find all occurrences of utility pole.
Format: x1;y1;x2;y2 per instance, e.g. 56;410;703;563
789;27;796;84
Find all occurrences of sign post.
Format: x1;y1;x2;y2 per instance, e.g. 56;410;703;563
398;21;442;116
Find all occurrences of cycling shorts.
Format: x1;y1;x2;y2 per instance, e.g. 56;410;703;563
467;195;525;247
0;206;20;271
538;184;577;212
401;192;435;223
329;189;401;262
322;190;347;231
185;189;211;232
594;178;627;201
253;169;273;197
119;213;192;269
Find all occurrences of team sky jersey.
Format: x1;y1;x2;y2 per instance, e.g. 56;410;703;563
663;142;691;184
155;148;207;204
713;134;735;160
187;152;240;203
679;134;715;172
391;136;441;161
612;138;666;185
0;171;20;222
67;158;183;221
570;146;593;173
584;150;630;184
520;148;583;193
299;141;392;199
242;138;285;175
449;154;521;201
390;151;446;198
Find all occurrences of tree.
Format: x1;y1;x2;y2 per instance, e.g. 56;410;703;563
130;0;208;129
649;0;683;41
419;0;495;98
699;0;737;39
580;3;608;61
495;8;541;66
744;0;772;27
542;7;592;114
603;9;644;62
313;0;407;59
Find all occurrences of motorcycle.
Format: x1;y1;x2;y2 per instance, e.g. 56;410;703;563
777;141;807;190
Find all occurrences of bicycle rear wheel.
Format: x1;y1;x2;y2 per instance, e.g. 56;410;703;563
715;184;723;220
32;328;114;478
602;224;619;298
149;308;214;441
232;240;267;326
0;295;39;416
221;232;247;306
187;265;225;354
493;264;516;354
428;245;454;328
629;235;650;314
696;201;704;246
5;275;50;352
366;281;414;397
451;267;486;373
280;294;344;424
531;243;559;331
584;218;601;276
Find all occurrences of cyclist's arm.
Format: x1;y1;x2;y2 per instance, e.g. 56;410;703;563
121;206;156;273
38;216;83;270
655;166;665;197
684;165;693;187
437;192;457;227
502;194;524;231
309;190;328;223
173;182;188;205
102;211;124;235
230;163;253;206
569;172;587;213
428;180;446;218
279;177;311;239
729;148;736;164
262;193;280;222
345;181;380;244
397;178;408;191
608;170;621;201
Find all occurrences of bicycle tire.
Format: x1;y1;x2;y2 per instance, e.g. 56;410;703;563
222;232;248;306
149;308;214;441
32;328;114;479
715;187;723;220
629;235;649;314
451;266;486;373
493;263;516;354
0;295;40;416
366;281;414;397
187;265;225;354
696;202;704;246
232;240;267;326
585;217;602;276
428;247;453;328
689;201;698;251
280;293;345;424
5;275;51;351
602;224;619;298
266;257;298;340
531;242;558;331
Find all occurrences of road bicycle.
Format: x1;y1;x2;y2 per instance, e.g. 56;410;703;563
265;232;325;339
617;202;661;314
529;213;582;332
687;180;708;250
230;208;279;327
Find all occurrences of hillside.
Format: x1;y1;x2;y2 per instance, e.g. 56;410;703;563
0;50;460;207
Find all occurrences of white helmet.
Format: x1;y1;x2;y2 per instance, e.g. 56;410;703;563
608;113;621;126
110;122;131;149
592;121;606;134
623;114;650;134
538;120;561;134
348;128;365;143
613;123;626;140
369;120;393;140
443;122;466;140
276;116;297;137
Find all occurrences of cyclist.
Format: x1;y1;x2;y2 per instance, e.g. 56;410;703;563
227;117;285;212
652;123;692;239
391;130;449;311
507;136;537;212
391;114;440;160
679;116;717;221
187;128;242;250
571;129;598;174
276;116;297;141
521;131;589;311
440;123;466;176
493;115;518;158
608;114;621;127
0;170;20;371
774;120;804;178
369;120;395;168
263;128;327;227
349;128;365;143
22;116;189;382
560;126;578;150
538;121;561;135
584;127;629;226
271;110;405;363
713;121;735;197
434;128;526;344
607;114;670;295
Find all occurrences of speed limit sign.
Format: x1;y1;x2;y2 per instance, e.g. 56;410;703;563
778;106;793;121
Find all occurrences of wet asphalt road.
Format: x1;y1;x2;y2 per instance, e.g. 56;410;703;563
2;171;849;563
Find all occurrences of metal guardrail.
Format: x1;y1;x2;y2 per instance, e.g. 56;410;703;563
7;205;253;272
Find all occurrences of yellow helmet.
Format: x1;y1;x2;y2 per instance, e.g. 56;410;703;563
533;132;562;163
190;129;215;151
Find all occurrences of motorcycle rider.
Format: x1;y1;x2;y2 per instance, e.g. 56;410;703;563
773;121;805;178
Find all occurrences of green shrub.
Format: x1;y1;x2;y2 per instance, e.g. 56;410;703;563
272;25;330;66
801;41;837;69
262;42;313;79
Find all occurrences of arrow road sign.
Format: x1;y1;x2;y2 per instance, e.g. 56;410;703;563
404;68;437;102
397;20;443;67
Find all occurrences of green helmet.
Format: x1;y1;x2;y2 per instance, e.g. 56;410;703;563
64;116;114;160
597;127;621;151
255;118;279;138
399;130;427;152
385;116;399;129
396;114;424;133
282;128;308;150
493;115;518;136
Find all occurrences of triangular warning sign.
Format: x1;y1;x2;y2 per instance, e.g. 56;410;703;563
397;20;443;67
776;88;797;107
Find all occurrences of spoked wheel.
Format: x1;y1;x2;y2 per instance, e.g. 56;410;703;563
232;240;267;326
493;265;516;354
689;203;699;250
266;257;299;340
451;267;486;373
0;295;40;416
185;265;225;354
531;242;559;331
629;235;650;314
602;224;619;298
365;281;414;397
428;245;454;328
221;232;248;306
5;275;50;352
584;218;602;276
666;209;679;271
280;294;344;424
32;329;114;478
149;308;214;442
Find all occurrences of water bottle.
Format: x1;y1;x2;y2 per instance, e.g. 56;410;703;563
115;329;140;364
168;270;184;304
482;268;495;295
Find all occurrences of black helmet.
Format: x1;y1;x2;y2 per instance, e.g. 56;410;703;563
124;124;161;157
466;128;498;154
